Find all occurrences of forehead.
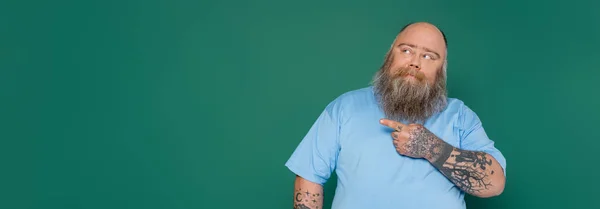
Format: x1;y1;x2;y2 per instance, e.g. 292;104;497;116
393;24;446;57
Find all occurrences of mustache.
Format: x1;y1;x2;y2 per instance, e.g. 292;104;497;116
394;67;426;81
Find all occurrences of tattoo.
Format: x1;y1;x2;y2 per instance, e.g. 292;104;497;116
293;188;322;209
295;193;302;202
431;141;454;168
402;125;495;195
294;204;310;209
437;149;494;194
403;125;453;162
390;124;499;195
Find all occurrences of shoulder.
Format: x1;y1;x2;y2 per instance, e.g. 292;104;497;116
320;86;377;120
442;98;484;133
333;86;375;103
326;86;377;110
444;98;477;117
437;98;481;127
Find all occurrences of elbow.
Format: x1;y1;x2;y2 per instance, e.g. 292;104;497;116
475;178;505;198
477;186;504;198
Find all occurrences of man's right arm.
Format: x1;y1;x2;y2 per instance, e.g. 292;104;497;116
293;175;323;209
287;99;343;209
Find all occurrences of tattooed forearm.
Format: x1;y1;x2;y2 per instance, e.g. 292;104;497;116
293;188;322;209
385;119;505;197
403;126;504;197
429;143;504;196
434;147;493;194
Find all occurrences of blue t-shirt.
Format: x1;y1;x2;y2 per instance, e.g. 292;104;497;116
285;86;507;209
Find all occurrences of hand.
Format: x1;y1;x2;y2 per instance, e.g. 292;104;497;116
379;118;451;162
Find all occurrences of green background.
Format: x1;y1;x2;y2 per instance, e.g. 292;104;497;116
1;0;599;208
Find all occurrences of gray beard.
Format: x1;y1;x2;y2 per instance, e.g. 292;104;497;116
372;63;448;124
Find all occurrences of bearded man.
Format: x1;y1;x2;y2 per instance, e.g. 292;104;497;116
285;22;507;209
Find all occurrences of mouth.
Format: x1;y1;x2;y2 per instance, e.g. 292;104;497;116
401;74;425;83
399;70;416;77
402;74;417;80
393;68;425;81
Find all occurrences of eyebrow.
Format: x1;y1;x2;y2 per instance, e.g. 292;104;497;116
398;43;441;58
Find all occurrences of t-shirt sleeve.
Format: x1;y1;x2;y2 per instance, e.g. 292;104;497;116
458;104;507;176
284;100;342;185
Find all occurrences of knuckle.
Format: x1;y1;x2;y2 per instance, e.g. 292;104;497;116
400;132;410;138
408;124;423;131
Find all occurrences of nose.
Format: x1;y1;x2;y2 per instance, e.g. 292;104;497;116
408;55;421;70
409;63;420;69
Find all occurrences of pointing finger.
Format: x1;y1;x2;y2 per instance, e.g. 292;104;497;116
379;118;406;132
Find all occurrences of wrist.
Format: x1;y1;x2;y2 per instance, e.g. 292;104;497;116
428;139;454;168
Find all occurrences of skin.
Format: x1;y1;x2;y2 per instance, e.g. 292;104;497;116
381;22;505;197
379;119;506;197
293;176;323;209
387;22;447;86
292;22;504;209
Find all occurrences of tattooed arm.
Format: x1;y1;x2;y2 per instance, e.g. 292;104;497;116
380;119;506;198
293;175;323;209
426;137;505;197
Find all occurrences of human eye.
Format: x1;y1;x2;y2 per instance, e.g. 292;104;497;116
400;47;412;54
423;53;436;60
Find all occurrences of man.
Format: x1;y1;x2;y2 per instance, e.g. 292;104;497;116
285;22;507;209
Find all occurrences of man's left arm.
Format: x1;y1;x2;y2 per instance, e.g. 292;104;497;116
381;119;506;198
424;128;505;198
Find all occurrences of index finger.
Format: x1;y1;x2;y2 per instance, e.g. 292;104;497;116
379;118;406;131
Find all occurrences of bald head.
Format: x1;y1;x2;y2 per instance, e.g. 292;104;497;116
393;22;447;61
398;22;447;48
